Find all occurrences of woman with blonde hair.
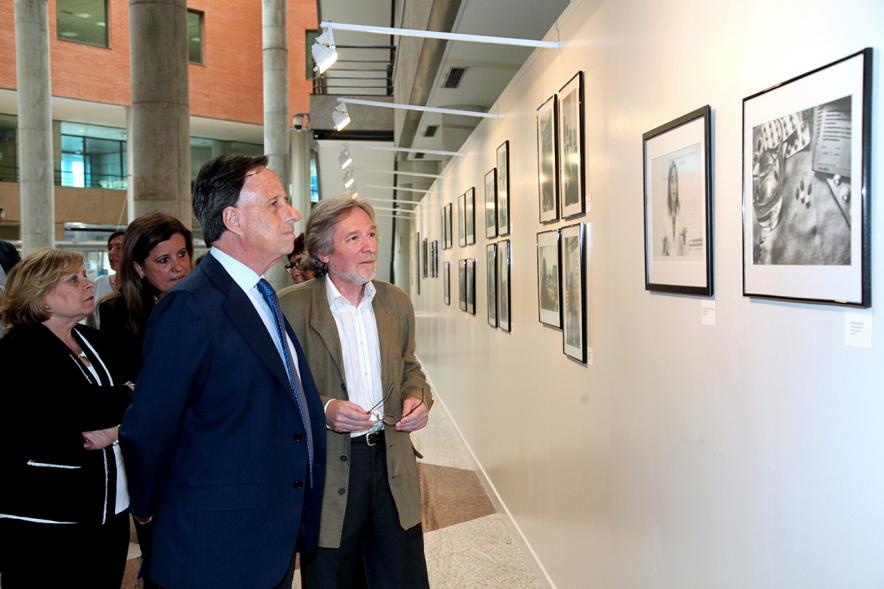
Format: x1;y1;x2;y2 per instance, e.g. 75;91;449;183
0;248;133;588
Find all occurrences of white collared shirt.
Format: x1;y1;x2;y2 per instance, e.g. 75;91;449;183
325;278;383;436
211;248;301;379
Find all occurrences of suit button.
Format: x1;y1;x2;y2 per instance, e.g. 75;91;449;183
338;488;346;495
340;455;348;462
293;433;303;442
293;480;304;489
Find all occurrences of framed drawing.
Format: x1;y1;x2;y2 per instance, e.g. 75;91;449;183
422;238;428;278
485;169;498;238
537;94;559;223
496;141;510;236
498;239;511;333
558;71;586;218
642;105;713;296
743;48;872;307
465;187;476;245
536;229;561;328
431;240;439;278
561;223;587;363
415;232;421;295
458;259;467;311
466;258;476;315
486;244;498;327
440;206;448;251
457;194;466;247
443;261;451;306
445;203;454;249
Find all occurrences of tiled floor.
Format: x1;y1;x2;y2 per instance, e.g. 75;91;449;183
122;401;546;588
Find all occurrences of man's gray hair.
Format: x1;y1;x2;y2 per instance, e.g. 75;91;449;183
304;197;376;277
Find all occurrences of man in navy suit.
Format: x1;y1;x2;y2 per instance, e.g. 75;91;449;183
120;155;326;589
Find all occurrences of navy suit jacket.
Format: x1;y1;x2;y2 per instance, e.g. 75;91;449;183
120;254;326;589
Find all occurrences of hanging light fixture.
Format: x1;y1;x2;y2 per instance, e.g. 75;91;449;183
311;28;337;74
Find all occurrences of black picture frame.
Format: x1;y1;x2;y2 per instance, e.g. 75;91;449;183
561;223;587;363
422;238;428;278
415;231;421;295
537;94;559;223
642;105;713;296
466;258;476;315
440;206;448;251
498;239;511;333
458;259;467;311
443;261;451;305
536;229;562;328
465;187;476;245
446;203;454;250
484;169;498;239
558;71;586;218
496;140;510;236
457;194;466;247
486;243;498;328
742;48;872;307
431;240;439;278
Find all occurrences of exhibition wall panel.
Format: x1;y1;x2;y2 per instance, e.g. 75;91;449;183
411;0;884;587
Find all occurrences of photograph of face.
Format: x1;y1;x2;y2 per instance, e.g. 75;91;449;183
651;143;704;261
537;230;561;327
537;95;558;222
498;240;511;332
486;244;497;327
485;169;497;239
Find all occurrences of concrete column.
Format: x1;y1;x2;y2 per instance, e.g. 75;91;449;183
14;0;54;251
262;0;291;289
289;128;312;223
129;0;191;226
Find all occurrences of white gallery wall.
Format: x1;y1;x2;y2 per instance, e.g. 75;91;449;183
409;0;884;587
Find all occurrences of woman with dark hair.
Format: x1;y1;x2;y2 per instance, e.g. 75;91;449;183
98;211;193;382
662;160;688;256
93;229;125;304
0;248;133;588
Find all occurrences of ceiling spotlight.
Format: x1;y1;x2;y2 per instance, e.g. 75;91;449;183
332;100;351;131
311;28;337;74
339;144;353;170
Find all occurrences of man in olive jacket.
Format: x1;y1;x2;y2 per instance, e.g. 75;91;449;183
279;197;432;589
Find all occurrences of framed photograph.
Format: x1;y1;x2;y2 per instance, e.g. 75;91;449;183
458;259;467;311
440;206;448;251
743;48;872;307
496;141;510;236
484;169;498;238
466;258;476;315
457;194;466;247
561;223;587;363
486;244;498;327
537;94;559;223
445;203;454;250
415;232;421;295
558;71;586;218
498;239;511;333
422;238;429;278
465;187;476;245
431;240;439;278
642;105;713;296
443;261;451;306
536;229;561;328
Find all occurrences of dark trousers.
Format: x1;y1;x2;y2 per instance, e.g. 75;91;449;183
301;440;429;589
0;510;129;589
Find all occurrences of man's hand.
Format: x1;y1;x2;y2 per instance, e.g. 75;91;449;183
326;400;374;433
395;397;428;432
82;426;119;450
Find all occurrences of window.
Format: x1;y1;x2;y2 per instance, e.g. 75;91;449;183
188;10;204;64
57;0;109;48
306;30;320;78
190;137;263;181
59;122;127;190
0;115;17;182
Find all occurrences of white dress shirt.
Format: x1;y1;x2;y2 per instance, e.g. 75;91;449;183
325;278;383;436
210;248;301;379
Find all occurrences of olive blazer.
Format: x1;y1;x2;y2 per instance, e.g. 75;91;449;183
279;276;432;548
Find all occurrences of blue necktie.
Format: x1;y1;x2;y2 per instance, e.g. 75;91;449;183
257;278;314;485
